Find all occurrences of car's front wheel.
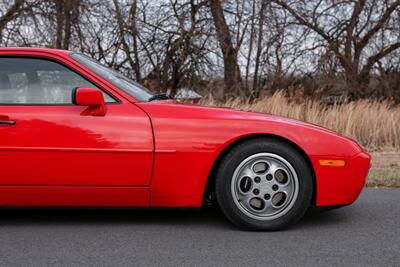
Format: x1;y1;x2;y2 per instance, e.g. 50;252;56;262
215;137;313;230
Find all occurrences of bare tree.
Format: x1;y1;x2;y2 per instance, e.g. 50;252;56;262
209;0;244;98
1;0;26;29
273;0;400;98
54;0;81;49
0;0;30;42
2;0;400;101
113;0;141;80
129;0;141;81
252;0;268;98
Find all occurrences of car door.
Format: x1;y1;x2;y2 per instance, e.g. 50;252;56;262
0;56;153;195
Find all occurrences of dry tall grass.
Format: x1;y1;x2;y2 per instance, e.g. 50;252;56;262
202;90;400;152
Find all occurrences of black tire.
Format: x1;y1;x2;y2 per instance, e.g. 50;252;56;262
215;137;313;231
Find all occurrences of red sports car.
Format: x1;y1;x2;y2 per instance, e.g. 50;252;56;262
0;48;370;230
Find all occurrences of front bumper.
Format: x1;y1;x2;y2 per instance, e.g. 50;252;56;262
311;152;371;206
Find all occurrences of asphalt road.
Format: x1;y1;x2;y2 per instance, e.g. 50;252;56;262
0;188;398;266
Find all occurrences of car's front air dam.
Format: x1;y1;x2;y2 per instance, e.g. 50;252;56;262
311;152;371;207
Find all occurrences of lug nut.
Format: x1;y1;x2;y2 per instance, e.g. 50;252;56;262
254;177;261;183
266;174;273;181
272;184;278;191
264;194;271;200
253;189;260;195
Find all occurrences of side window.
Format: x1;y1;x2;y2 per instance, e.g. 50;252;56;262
0;57;116;104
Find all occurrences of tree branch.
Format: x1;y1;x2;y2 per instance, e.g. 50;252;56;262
361;42;400;76
357;1;400;50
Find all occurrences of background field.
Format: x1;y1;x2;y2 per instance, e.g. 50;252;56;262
368;153;400;187
203;91;400;187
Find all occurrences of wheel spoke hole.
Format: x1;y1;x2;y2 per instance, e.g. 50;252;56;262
275;169;288;184
253;162;269;174
272;192;287;207
249;197;265;211
239;176;252;193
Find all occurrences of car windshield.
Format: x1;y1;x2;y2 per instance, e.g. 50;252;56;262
70;53;154;102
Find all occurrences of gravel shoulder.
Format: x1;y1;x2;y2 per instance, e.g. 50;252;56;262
367;152;400;187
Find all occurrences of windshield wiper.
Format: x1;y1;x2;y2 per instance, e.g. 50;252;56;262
148;93;173;102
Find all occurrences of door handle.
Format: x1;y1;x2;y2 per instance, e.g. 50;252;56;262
0;114;16;126
0;120;16;125
0;115;16;126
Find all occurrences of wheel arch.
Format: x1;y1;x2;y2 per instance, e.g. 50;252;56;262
203;134;317;206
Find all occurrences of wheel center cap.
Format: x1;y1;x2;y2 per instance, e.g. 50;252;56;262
259;181;271;193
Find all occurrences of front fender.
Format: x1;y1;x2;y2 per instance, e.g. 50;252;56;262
139;102;367;207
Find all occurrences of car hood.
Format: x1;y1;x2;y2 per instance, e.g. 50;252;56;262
173;101;341;136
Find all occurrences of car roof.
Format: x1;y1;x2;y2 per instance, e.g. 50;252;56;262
0;47;70;56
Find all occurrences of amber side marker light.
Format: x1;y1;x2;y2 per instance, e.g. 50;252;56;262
319;159;346;167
